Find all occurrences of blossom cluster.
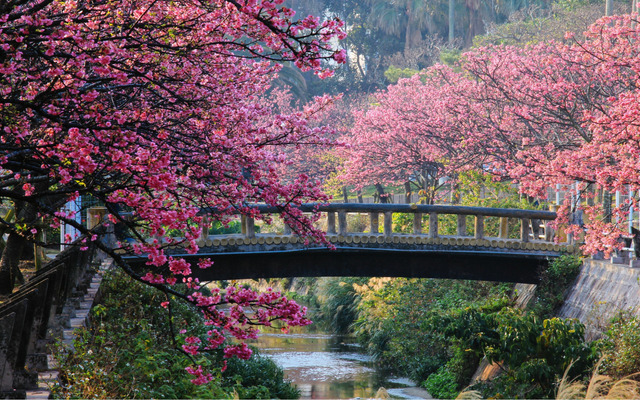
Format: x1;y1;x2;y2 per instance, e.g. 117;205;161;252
345;14;640;254
0;0;344;384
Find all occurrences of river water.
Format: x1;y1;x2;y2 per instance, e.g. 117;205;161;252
250;331;432;399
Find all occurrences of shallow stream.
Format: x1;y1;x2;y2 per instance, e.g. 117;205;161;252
250;331;432;399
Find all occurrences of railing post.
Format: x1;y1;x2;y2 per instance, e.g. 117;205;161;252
383;212;392;236
456;215;466;236
499;217;509;239
338;211;348;236
245;216;255;239
521;218;530;243
429;212;438;238
369;212;379;234
327;211;336;234
413;213;422;234
475;215;484;240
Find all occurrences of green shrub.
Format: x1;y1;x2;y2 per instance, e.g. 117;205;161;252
423;366;459;399
531;255;582;318
598;313;640;379
52;270;298;399
314;277;367;334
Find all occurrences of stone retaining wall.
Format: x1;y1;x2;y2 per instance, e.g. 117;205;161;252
558;259;640;341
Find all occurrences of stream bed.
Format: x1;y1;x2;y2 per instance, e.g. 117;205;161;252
250;332;432;399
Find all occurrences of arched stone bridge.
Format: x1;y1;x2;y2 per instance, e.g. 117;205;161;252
126;204;576;284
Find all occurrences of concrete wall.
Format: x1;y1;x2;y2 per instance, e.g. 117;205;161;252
558;259;640;341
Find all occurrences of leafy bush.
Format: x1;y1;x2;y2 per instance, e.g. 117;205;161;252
353;278;512;384
530;255;582;318
598;313;640;379
314;277;367;334
52;270;298;399
423;366;459;399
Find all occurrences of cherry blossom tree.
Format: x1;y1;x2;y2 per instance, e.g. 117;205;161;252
343;66;482;204
0;0;345;383
347;12;640;254
456;15;640;254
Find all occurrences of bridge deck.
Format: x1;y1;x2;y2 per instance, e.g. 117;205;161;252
123;233;575;284
123;203;574;283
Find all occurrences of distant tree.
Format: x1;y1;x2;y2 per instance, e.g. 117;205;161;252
344;67;480;204
349;13;640;255
367;0;439;55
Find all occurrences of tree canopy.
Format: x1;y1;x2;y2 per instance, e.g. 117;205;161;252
0;0;345;383
345;13;640;254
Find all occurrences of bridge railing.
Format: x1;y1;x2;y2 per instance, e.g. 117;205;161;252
214;203;559;244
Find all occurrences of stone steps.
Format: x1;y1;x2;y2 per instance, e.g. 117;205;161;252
25;258;111;399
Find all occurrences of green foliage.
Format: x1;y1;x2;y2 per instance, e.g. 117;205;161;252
439;49;461;66
460;310;594;398
597;313;640;379
52;270;298;399
530;255;582;319
392;212;417;233
225;355;300;399
209;220;245;235
353;278;512;384
314;277;368;334
423;366;459;399
384;65;419;83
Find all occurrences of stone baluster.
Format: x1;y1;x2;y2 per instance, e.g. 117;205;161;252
327;211;336;234
457;215;466;236
499;217;509;239
245;216;255;239
383;212;393;236
338;211;348;236
370;212;379;234
475;215;484;240
521;218;530;243
413;213;422;234
429;212;438;238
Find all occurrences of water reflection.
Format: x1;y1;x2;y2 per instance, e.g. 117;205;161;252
250;332;430;399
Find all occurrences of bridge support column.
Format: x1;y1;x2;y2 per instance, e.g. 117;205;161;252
457;215;467;236
499;217;509;239
475;216;484;239
369;213;379;234
338;212;348;236
521;218;530;243
327;212;336;234
383;212;392;237
429;212;438;238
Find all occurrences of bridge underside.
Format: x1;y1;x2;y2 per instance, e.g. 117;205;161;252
139;247;552;284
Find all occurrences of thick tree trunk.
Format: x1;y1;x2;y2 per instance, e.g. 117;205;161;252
0;201;38;295
0;232;27;294
404;14;413;55
449;0;455;44
342;186;349;203
404;181;412;203
375;184;389;203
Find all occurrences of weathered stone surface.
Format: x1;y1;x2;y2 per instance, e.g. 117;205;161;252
558;259;640;340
